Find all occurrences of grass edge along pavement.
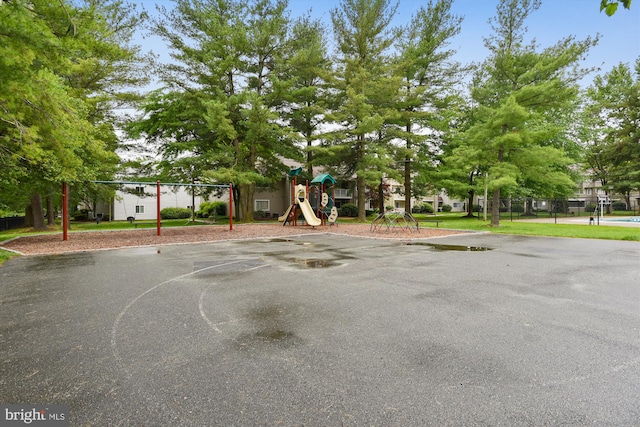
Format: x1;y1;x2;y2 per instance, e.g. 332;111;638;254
413;214;640;241
1;214;638;266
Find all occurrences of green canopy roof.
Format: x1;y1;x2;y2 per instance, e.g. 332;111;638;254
288;167;303;177
310;173;336;185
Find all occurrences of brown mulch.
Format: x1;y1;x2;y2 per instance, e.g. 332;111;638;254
0;223;468;255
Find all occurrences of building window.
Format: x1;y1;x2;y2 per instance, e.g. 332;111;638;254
453;202;462;208
135;205;144;214
135;186;145;194
255;200;269;212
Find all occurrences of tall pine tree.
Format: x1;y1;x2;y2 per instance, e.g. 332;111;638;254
327;0;400;220
467;0;597;226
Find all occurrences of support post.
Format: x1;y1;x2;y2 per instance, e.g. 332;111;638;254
156;180;161;236
62;182;68;241
229;183;233;231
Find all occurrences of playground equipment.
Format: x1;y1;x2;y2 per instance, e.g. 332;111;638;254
279;184;321;226
310;173;338;227
370;210;420;233
279;169;338;227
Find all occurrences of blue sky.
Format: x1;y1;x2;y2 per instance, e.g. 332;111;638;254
138;0;639;86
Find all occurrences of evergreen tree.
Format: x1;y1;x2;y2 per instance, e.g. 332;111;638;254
327;0;400;220
467;0;597;226
132;0;300;220
393;0;463;213
278;16;332;178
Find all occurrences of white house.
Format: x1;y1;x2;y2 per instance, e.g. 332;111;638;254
382;178;467;213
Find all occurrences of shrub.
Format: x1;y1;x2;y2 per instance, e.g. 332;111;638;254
412;202;434;214
441;204;452;212
197;201;226;218
339;203;358;217
612;201;628;211
160;207;192;219
72;209;90;221
253;210;269;219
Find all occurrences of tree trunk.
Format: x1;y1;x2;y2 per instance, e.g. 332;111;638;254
357;175;366;221
30;193;47;230
524;198;533;216
491;188;501;226
378;178;384;212
307;128;314;178
240;183;255;221
46;196;55;225
464;188;476;218
233;185;241;220
356;133;366;221
491;126;507;226
24;205;34;228
404;124;412;213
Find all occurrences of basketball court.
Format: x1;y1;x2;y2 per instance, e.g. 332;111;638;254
1;233;638;425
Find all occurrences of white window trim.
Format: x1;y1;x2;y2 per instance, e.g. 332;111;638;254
254;200;270;212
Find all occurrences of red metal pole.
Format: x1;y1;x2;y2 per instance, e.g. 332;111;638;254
62;182;68;241
229;183;233;231
156;180;161;236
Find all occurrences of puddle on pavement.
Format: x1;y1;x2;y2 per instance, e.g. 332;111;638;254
26;252;95;270
291;258;338;268
406;242;493;251
232;303;301;350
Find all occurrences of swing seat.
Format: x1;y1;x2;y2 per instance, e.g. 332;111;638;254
127;216;135;223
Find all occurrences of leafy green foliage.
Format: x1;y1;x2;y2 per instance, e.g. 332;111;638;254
197;201;227;218
324;0;401;220
581;58;640;209
600;0;632;15
393;0;463;212
131;0;302;221
412;202;435;214
338;203;358;217
0;0;149;226
160;207;192;219
459;0;598;226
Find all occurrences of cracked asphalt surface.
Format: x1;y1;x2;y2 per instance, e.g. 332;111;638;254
1;233;639;426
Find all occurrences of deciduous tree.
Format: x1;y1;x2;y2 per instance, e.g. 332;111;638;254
582;58;640;209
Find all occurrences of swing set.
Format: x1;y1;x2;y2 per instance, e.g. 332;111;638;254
60;181;233;241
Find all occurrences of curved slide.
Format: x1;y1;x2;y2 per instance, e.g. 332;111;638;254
297;198;321;227
278;204;293;222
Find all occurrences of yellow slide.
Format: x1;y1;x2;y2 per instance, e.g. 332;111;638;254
278;204;293;222
297;198;321;226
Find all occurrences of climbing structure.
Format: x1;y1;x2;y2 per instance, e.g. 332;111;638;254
370;210;420;233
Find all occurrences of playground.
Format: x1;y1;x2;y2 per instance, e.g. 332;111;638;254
278;168;340;228
1;231;639;425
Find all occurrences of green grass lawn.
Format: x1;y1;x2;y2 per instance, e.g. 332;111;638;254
411;213;639;241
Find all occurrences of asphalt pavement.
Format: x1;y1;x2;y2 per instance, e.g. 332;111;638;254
1;233;639;426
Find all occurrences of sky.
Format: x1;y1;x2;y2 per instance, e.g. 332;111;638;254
136;0;640;87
